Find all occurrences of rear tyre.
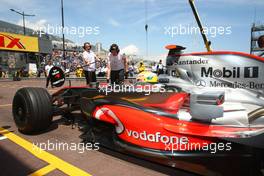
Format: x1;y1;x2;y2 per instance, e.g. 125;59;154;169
12;87;53;134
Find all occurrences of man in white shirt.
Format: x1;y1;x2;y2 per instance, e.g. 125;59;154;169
45;60;54;88
82;42;97;85
107;44;127;84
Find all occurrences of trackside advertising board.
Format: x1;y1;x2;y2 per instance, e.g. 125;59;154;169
0;32;39;52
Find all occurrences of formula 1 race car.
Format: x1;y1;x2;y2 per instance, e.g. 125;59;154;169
12;69;264;176
11;44;264;175
11;1;264;175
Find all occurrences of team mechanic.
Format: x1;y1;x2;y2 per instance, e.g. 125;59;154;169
107;44;128;84
82;42;98;85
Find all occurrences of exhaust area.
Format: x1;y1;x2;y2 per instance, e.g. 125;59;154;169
249;107;264;123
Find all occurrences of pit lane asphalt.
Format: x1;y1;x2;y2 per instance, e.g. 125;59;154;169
0;79;195;176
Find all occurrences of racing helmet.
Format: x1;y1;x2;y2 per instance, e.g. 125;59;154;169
136;70;158;83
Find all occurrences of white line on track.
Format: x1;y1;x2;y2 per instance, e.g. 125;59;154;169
0;136;7;140
0;104;12;107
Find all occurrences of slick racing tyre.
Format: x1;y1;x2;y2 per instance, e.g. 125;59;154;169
12;87;53;134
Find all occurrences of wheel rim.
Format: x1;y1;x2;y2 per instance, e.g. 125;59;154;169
13;94;28;124
16;107;26;122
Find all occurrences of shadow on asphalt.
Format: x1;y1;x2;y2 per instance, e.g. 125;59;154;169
0;146;36;176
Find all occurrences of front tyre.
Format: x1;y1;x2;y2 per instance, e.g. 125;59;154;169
12;87;53;134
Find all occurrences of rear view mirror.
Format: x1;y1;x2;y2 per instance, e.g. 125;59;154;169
189;91;225;122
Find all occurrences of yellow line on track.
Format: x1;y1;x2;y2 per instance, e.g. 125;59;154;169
28;164;55;176
0;127;92;176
